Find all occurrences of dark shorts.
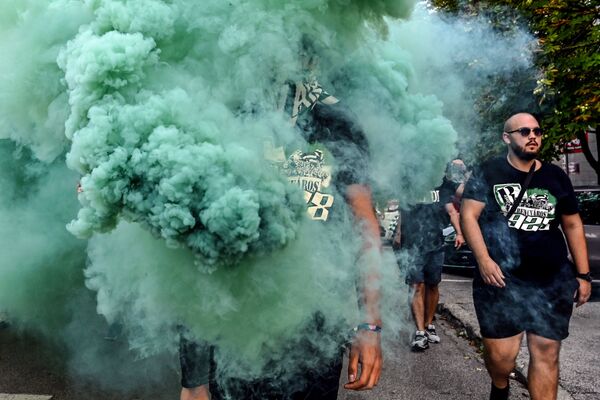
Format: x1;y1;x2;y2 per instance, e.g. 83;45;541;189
404;248;444;286
209;350;343;400
180;315;345;399
179;332;211;388
473;264;579;341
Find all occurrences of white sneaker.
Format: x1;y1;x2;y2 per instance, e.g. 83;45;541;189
411;330;429;351
425;324;441;343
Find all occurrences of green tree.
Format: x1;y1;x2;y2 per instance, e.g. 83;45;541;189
431;0;600;182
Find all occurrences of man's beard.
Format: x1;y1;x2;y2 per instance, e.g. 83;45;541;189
511;141;538;161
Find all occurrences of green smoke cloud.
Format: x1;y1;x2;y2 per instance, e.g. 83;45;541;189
0;0;92;161
0;141;86;335
0;0;467;386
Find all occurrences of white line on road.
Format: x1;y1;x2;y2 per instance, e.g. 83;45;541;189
0;395;52;400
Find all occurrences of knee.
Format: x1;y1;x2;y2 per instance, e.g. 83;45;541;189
181;385;210;400
412;283;425;295
530;343;560;365
485;350;517;372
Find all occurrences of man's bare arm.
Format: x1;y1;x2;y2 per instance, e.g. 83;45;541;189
343;183;382;391
445;203;464;249
561;213;591;307
460;199;505;287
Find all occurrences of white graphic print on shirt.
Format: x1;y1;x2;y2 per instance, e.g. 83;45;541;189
282;149;334;221
290;80;339;126
264;143;335;221
494;184;557;231
420;190;440;204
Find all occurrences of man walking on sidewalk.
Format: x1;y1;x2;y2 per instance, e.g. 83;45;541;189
398;160;466;351
461;112;592;400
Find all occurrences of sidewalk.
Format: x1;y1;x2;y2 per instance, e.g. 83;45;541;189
439;276;600;400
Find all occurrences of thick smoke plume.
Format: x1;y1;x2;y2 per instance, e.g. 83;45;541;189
2;0;542;388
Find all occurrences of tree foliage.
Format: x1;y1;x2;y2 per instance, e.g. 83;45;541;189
431;0;599;181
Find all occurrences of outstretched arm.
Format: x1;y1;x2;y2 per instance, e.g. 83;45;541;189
343;183;383;391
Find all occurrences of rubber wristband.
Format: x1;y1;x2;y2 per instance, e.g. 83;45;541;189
576;272;592;282
353;323;382;333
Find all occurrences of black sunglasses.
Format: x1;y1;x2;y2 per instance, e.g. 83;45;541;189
506;127;543;137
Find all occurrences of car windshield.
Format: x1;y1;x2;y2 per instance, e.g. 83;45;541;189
576;190;600;225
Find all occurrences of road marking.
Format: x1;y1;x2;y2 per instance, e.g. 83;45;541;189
0;395;52;400
442;279;471;282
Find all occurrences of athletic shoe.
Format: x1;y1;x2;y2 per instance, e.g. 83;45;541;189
425;324;441;343
411;330;429;351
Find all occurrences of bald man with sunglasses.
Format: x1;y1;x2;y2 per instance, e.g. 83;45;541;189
460;113;592;400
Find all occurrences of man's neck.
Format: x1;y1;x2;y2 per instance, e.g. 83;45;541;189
506;152;537;172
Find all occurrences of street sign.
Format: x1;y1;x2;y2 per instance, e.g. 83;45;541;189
564;132;590;153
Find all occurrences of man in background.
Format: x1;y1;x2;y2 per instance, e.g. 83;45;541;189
398;160;466;351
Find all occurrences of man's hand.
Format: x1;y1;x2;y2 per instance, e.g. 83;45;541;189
575;279;592;307
454;233;465;249
344;330;382;391
478;257;505;288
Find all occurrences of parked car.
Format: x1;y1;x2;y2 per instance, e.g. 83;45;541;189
575;187;600;284
442;225;476;271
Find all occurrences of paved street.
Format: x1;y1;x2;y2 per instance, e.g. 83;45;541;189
1;271;598;399
439;270;600;400
337;316;529;400
0;311;528;400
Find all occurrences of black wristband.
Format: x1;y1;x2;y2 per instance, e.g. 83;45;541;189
576;272;592;282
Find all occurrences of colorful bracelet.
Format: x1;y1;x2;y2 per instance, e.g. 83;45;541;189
353;323;382;333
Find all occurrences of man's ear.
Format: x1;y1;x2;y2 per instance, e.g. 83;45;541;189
501;132;510;145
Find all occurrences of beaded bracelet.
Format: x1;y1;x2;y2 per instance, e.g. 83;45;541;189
353;323;382;333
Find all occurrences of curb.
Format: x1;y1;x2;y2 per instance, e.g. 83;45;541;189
438;303;574;400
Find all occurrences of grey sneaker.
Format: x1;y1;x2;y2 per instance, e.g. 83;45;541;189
411;330;429;351
425;324;441;343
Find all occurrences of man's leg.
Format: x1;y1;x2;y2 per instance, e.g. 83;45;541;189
409;282;428;351
482;333;523;390
526;332;561;400
423;250;443;343
423;283;441;343
411;282;426;331
424;283;439;327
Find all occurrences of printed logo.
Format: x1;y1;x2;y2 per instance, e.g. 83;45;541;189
493;184;556;231
264;147;334;221
417;189;440;204
290;80;338;126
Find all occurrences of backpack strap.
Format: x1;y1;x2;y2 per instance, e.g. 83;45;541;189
506;161;536;219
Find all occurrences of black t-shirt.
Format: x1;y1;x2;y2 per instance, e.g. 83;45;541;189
463;157;578;277
268;80;369;222
400;178;456;251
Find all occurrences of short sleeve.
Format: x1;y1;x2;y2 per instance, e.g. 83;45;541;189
462;165;488;203
438;177;458;205
311;101;370;189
